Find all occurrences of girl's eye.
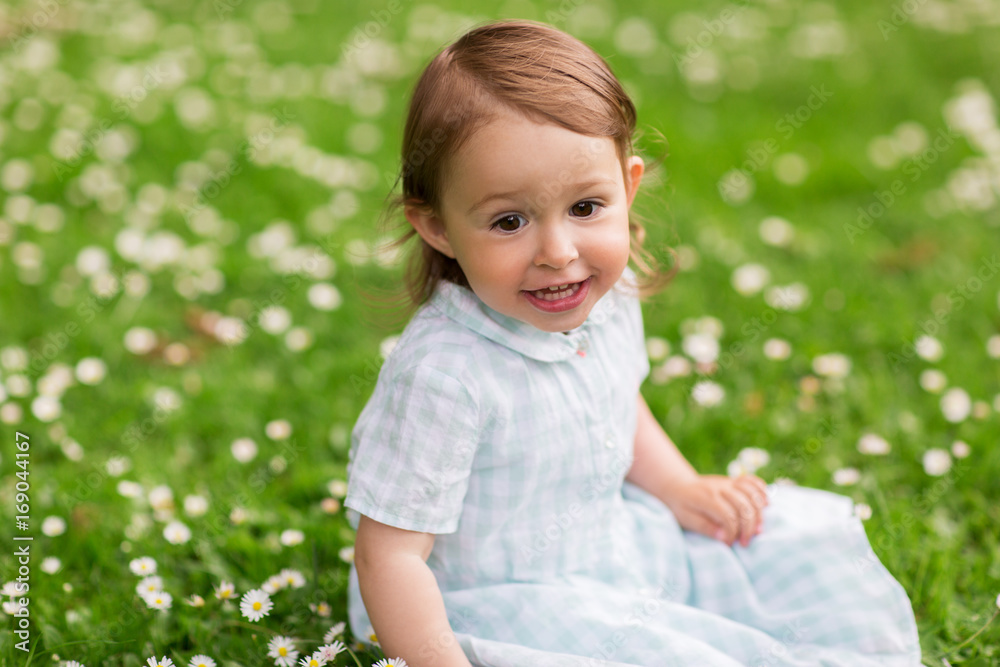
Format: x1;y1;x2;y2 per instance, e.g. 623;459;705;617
571;201;600;217
491;214;526;233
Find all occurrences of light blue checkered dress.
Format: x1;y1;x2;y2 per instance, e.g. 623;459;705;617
344;271;921;666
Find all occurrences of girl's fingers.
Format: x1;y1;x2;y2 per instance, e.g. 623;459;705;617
736;475;769;509
698;491;740;545
679;510;726;542
720;485;759;547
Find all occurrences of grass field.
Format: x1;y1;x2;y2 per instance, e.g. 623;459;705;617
1;0;999;664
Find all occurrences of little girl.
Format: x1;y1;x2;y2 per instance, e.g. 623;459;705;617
344;19;921;667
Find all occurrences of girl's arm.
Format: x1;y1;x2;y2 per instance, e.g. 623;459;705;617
354;515;473;667
626;393;769;547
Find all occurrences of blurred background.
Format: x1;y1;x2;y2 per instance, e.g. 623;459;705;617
0;0;998;664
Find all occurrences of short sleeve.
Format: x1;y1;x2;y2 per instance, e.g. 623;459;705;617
344;363;480;534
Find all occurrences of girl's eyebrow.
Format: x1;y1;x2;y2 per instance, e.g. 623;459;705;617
466;178;617;215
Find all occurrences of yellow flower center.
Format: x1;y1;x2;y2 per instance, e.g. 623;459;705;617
369;633;378;641
279;648;287;656
253;601;262;610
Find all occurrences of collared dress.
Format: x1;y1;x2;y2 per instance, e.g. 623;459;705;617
344;272;922;666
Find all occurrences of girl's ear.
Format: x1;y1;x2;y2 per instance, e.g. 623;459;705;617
625;156;645;209
404;204;456;258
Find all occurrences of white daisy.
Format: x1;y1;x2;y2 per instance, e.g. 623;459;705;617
136;576;163;596
62;661;86;667
41;516;67;536
853;503;873;520
2;581;25;597
941;387;971;423
987;334;1000;359
832;467;860;486
682;333;719;364
148;485;174;511
307;282;342;310
231;437;258;463
655;355;692;382
759;216;795;247
163;520;191;545
731;263;770;296
298;653;328;667
736;447;770;472
183;494;209;517
214;581;236;600
310;600;332;616
279;568;306;589
762;338;791;361
644;336;670;361
919;369;947;393
857;433;891;455
2;599;27;615
914;335;943;362
146;657;174;667
951;440;971;458
262;574;286;594
922;449;952;476
280;529;304;546
239;588;272;622
267;635;300;667
142;590;172;611
188;656;215;667
316;642;346;661
75;357;107;385
373;659;408;667
327;479;348;498
118;481;144;499
125;327;158;355
129;557;157;576
265;418;292;440
259;305;292;334
323;622;346;642
765;283;809;311
691;380;725;407
285;327;314;351
185;594;205;607
812;353;851;378
41;557;61;574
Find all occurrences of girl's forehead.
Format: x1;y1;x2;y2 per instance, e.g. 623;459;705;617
454;114;620;174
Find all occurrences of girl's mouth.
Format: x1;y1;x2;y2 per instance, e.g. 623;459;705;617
522;277;592;313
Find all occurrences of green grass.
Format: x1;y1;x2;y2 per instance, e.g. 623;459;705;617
1;0;999;664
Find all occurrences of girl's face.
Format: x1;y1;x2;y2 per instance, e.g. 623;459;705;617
407;109;644;333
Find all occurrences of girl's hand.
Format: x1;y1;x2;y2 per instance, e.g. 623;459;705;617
662;474;769;547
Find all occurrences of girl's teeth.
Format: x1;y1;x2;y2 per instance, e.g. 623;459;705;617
531;282;580;301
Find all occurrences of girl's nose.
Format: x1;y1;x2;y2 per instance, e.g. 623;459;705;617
534;220;579;269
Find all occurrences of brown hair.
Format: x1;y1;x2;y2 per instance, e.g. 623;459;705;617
376;18;673;313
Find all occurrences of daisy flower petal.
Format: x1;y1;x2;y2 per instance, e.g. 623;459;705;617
267;635;299;667
239;588;273;622
129;557;157;576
